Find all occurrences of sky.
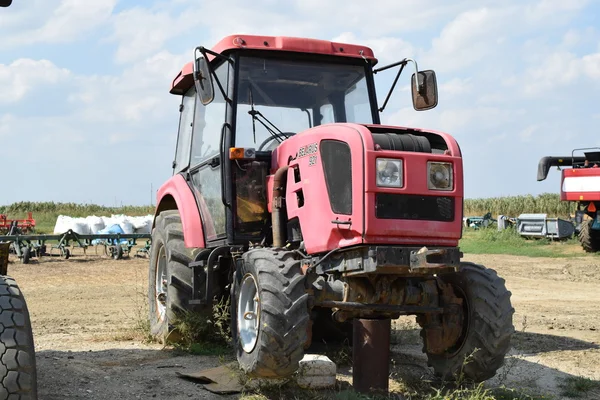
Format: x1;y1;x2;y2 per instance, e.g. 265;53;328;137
1;0;599;206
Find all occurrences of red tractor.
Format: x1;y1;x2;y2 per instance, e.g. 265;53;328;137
537;148;600;252
149;34;514;382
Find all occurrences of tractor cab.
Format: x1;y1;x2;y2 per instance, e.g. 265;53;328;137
167;34;438;247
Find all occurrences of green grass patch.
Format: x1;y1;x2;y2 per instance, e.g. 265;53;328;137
170;297;233;356
459;227;584;258
559;376;600;398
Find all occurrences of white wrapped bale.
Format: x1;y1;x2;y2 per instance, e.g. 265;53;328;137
54;215;91;234
110;214;134;234
86;215;105;234
71;219;91;235
130;215;153;234
53;215;72;234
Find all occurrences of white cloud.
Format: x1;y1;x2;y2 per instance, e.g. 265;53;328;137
64;50;187;126
0;59;71;103
0;0;116;47
110;7;197;64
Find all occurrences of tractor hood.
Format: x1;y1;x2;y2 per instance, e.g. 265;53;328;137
269;122;464;254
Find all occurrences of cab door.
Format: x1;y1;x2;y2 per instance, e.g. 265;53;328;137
188;61;231;245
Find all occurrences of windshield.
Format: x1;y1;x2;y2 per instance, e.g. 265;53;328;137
235;56;373;150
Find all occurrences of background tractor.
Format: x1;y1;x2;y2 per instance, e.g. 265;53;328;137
538;148;600;252
149;34;514;384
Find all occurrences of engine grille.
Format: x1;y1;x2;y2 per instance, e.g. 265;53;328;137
375;193;454;222
320;140;352;215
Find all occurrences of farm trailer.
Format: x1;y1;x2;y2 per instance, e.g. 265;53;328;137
537;147;600;252
148;34;515;392
2;230;152;263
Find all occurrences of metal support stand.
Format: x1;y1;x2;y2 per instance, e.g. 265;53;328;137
352;318;391;394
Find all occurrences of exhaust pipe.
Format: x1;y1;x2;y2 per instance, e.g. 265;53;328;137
271;166;289;248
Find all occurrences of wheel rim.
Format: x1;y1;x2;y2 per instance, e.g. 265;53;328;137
155;244;168;322
238;273;260;353
445;285;471;357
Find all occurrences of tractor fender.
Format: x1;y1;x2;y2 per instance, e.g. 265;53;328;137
153;174;205;249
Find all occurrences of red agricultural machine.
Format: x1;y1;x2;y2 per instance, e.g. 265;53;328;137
538;147;600;252
0;212;36;235
149;34;514;388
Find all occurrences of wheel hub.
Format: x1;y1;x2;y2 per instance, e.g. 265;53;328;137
155;245;168;321
238;274;260;353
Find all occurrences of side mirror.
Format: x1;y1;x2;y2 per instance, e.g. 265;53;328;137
0;0;12;7
194;54;214;105
411;70;438;111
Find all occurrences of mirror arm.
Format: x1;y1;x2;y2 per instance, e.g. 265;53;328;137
377;62;405;113
194;46;232;104
374;58;423;113
373;59;408;74
404;58;421;93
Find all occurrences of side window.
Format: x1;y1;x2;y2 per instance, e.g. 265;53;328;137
319;104;334;125
191;63;229;166
173;88;195;173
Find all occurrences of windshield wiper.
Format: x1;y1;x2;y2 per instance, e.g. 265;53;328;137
248;85;290;144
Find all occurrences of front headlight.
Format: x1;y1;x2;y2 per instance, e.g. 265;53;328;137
428;162;453;190
376;158;403;187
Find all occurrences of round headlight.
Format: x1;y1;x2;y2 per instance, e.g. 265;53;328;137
428;162;453;190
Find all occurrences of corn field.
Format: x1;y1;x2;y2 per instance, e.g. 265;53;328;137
0;201;154;217
464;193;576;218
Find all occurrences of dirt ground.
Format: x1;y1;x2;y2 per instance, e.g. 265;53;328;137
5;247;600;399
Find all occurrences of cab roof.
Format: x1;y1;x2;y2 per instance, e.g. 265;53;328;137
169;34;377;95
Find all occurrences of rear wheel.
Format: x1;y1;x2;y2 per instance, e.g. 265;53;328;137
0;276;37;399
579;218;600;253
148;210;206;342
232;249;309;378
420;262;514;382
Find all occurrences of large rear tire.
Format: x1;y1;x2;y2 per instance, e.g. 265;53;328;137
421;262;514;382
232;249;309;378
578;218;600;253
148;210;206;342
0;276;37;399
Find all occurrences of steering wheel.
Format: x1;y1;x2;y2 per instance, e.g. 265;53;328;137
257;132;296;151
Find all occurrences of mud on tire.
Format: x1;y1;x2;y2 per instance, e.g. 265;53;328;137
0;276;37;399
232;248;309;378
421;262;514;383
148;210;206;342
578;218;600;253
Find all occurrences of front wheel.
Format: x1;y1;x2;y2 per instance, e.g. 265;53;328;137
420;262;514;382
579;218;600;253
232;249;309;378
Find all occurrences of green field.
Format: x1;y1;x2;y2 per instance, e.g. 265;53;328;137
464;193;575;219
459;226;585;258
